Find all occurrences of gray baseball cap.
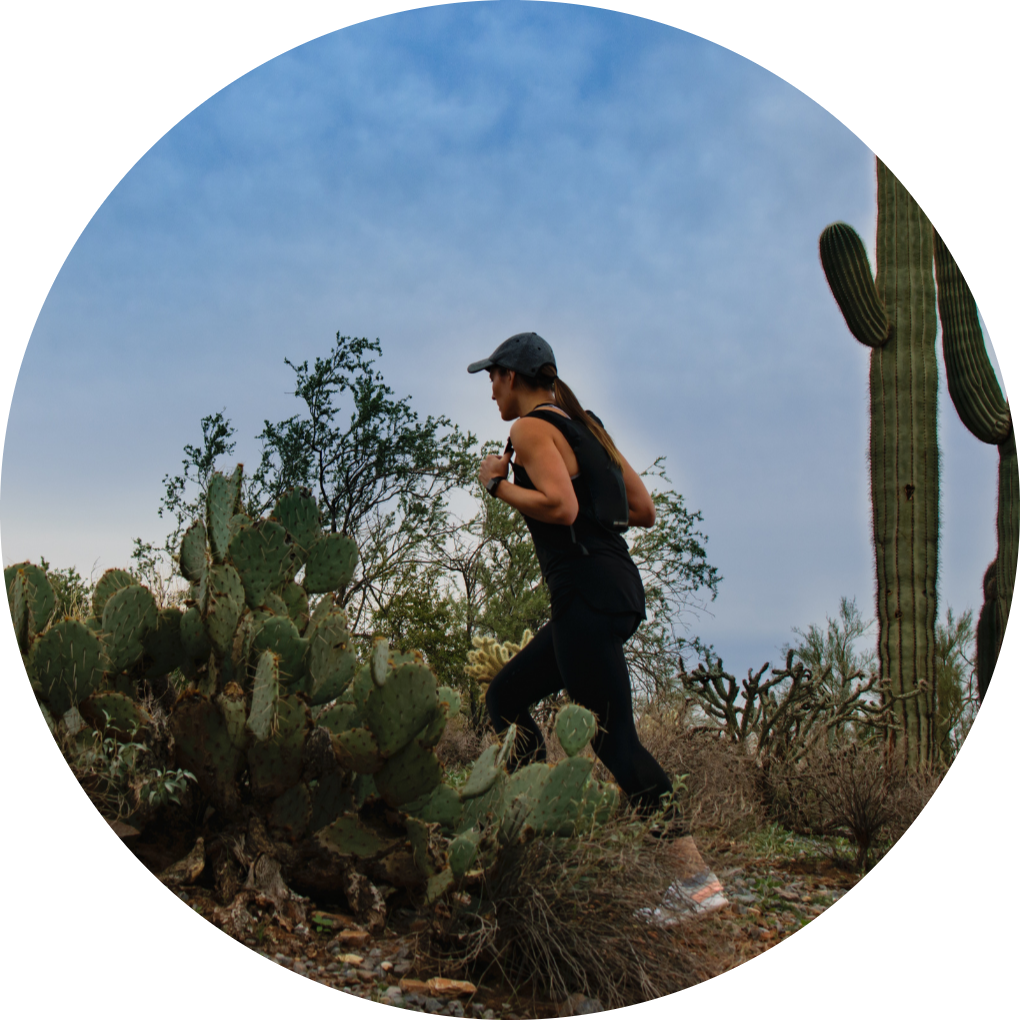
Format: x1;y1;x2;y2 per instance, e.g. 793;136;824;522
467;332;557;376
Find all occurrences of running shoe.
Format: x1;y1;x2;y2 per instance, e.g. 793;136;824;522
637;835;728;925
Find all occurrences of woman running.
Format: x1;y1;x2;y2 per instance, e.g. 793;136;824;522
468;332;726;918
468;332;667;804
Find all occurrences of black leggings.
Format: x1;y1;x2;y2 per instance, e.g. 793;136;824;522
485;597;673;813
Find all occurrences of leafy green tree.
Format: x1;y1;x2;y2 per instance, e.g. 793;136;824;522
245;335;476;633
156;336;476;638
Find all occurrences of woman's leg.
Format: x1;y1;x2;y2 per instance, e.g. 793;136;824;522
485;623;564;768
550;600;672;812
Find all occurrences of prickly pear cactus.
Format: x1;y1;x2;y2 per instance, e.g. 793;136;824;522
12;464;621;920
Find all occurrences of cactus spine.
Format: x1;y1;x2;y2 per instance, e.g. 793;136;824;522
820;159;939;769
933;232;1016;700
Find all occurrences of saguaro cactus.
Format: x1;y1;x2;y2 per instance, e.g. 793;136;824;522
933;232;1016;700
819;159;939;769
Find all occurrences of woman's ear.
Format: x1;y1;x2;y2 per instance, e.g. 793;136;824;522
507;369;517;389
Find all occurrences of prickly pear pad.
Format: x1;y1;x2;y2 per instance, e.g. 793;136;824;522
303;532;359;594
101;584;158;673
170;692;245;814
33;619;106;715
263;591;289;618
142;607;185;678
179;606;211;662
247;650;280;742
179;521;208;582
250;615;308;688
331;727;385;774
268;782;313;840
525;756;593;838
10;571;31;648
316;699;362;735
318;813;400;859
91;568;135;620
279;581;310;632
247;695;311;800
408;783;463;830
375;739;443;807
216;682;249;752
448;829;482;878
555;704;598;757
272;488;322;559
206;466;243;564
228;519;297;609
306;612;358;706
5;562;55;648
309;772;354;832
364;661;438;757
461;744;502;799
80;691;152;740
202;564;245;655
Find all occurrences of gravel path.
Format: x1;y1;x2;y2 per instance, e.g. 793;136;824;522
171;842;860;1016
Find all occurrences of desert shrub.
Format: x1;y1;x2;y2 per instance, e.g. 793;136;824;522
635;702;764;840
51;685;196;830
426;816;698;1008
775;741;943;872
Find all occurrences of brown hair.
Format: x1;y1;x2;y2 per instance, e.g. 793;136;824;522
503;363;624;469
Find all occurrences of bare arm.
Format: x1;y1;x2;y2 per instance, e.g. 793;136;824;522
477;418;579;525
621;455;655;527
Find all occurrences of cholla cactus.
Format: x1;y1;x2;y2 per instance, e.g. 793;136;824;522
465;629;534;691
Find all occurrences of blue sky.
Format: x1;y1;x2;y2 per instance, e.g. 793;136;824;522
1;1;1001;671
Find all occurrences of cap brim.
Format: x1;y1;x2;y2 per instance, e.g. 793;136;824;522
467;358;495;374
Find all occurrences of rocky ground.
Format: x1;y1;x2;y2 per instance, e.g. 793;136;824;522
148;829;862;1016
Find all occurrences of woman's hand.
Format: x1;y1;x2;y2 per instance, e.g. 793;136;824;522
478;448;512;487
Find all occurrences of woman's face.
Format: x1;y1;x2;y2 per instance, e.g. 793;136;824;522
489;367;518;421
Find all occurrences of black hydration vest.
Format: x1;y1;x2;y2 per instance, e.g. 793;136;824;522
525;408;630;535
512;407;645;620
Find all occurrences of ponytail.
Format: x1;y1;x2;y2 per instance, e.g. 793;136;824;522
527;364;624;469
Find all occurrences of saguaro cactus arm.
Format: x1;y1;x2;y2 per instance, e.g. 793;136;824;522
819;222;891;348
933;230;1012;444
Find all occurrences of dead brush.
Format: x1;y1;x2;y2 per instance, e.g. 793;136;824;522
435;712;490;771
634;701;765;841
777;741;942;873
423;815;700;1009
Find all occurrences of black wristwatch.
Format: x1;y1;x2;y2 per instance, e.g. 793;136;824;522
486;475;506;497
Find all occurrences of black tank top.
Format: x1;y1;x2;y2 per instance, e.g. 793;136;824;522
512;408;646;621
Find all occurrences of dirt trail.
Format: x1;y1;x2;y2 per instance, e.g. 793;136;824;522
146;836;861;1016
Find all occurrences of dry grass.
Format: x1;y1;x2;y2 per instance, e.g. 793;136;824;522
426;816;701;1009
435;713;491;771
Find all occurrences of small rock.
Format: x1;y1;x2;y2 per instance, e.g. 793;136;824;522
400;979;430;996
275;954;291;964
356;969;378;983
483;1011;495;1020
558;994;604;1016
394;961;413;977
427;978;477;997
383;985;403;998
293;962;307;974
294;923;310;936
424;998;444;1013
340;929;372;947
381;961;394;972
339;954;364;965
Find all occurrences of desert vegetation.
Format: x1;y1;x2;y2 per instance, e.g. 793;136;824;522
8;327;991;1014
